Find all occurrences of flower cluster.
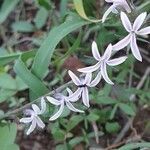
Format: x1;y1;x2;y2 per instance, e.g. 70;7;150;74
20;0;150;135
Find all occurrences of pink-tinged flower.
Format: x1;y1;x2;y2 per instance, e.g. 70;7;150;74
113;12;150;61
78;41;127;85
46;88;84;121
20;98;46;135
68;70;101;107
102;0;131;23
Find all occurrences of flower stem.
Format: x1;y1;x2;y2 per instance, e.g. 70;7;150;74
0;81;73;120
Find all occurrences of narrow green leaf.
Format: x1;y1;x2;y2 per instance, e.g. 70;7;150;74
118;142;150;150
12;21;35;32
0;53;21;66
73;0;101;23
0;123;17;149
14;50;49;99
34;7;48;29
31;13;90;79
0;0;20;23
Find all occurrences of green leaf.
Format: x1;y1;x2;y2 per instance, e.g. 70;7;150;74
0;123;18;150
12;21;35;32
15;76;28;91
0;0;20;23
0;53;21;66
118;142;150;150
87;112;99;122
31;13;90;79
109;104;118;120
105;122;121;134
14;50;49;99
119;103;135;116
95;96;117;105
66;115;83;132
73;0;101;23
34;7;48;29
0;89;16;103
0;73;16;90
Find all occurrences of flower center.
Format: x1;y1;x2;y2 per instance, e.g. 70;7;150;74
78;84;86;88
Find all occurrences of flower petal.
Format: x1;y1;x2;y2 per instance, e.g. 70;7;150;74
46;96;61;106
66;88;73;96
102;44;112;61
92;41;101;60
49;103;64;121
112;34;131;51
101;62;114;85
105;0;113;3
120;12;132;32
39;97;46;114
68;88;82;102
137;27;150;35
102;5;115;23
106;56;127;66
82;87;90;107
133;12;147;31
35;116;45;129
20;117;32;123
26;119;36;135
32;104;41;114
84;73;92;85
89;72;102;87
68;70;81;86
78;62;100;73
130;34;142;61
66;102;84;113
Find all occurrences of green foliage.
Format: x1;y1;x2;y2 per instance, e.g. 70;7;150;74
0;0;149;149
0;123;19;150
0;0;20;23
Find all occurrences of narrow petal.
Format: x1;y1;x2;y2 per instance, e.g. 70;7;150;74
35;116;45;129
32;104;41;114
39;97;46;114
120;12;132;32
89;72;102;87
105;0;113;2
133;12;147;31
66;102;84;113
26;119;36;135
137;27;150;35
92;41;101;61
112;34;131;51
103;44;113;61
82;87;90;107
68;88;82;102
102;5;115;23
101;62;114;85
78;62;100;73
130;34;142;61
68;70;81;86
66;88;73;96
122;1;131;13
49;103;64;121
20;117;32;123
106;56;127;66
83;73;92;85
46;96;61;106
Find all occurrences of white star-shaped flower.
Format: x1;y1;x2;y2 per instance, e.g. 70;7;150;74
46;88;84;121
20;98;46;135
102;0;131;23
78;41;127;85
113;12;150;61
68;70;101;107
